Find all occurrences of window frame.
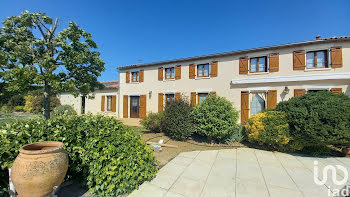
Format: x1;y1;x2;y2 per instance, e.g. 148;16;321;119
165;67;175;80
197;93;209;104
107;96;113;111
165;93;175;106
249;56;267;73
306;50;328;69
197;63;210;77
131;71;139;82
250;92;266;116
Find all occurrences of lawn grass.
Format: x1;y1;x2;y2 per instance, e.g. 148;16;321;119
0;112;42;125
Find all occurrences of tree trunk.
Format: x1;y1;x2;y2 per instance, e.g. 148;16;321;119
43;82;51;120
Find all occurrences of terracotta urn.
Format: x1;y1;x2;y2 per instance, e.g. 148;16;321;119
11;141;68;197
342;147;350;157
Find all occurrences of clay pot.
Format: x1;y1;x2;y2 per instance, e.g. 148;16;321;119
11;141;68;197
342;147;350;157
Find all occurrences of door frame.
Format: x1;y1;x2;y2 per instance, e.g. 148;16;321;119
130;96;140;118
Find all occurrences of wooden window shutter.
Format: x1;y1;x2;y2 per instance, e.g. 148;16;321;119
190;92;196;106
123;95;128;118
267;90;277;109
269;53;279;72
189;64;196;79
175;92;181;101
175;65;181;80
126;72;130;83
239;57;248;74
294;89;306;97
210;61;218;77
293;51;306;70
158;93;164;112
139;95;146;118
101;96;105;111
331;47;342;68
331;88;342;94
139;70;144;82
209;91;216;95
241;91;249;123
158;67;163;81
111;95;117;112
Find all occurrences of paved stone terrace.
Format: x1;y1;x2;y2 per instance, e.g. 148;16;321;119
129;148;350;197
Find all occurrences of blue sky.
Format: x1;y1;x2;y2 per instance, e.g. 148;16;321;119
1;0;349;81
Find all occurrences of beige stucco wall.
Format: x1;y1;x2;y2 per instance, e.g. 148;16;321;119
119;40;350;120
58;89;119;116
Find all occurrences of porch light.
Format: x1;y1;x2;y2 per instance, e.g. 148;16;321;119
283;86;290;94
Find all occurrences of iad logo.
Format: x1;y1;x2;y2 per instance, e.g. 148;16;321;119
313;160;348;186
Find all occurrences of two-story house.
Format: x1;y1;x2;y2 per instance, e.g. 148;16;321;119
117;36;350;122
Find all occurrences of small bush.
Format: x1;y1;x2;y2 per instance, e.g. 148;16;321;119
161;99;194;140
141;112;164;132
0;115;157;196
192;95;239;142
53;105;77;116
245;111;299;151
1;106;12;113
225;125;246;143
23;95;34;113
31;95;61;113
7;95;25;107
276;91;350;146
13;106;24;112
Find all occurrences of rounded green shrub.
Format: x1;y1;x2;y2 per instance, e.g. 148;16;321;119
141;112;164;132
245;111;300;151
0;115;157;196
53;105;77;116
276;91;350;146
7;95;25;107
191;95;239;142
13;106;25;112
161;99;194;140
1;106;12;113
31;95;61;113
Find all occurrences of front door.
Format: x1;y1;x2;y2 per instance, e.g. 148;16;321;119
130;96;140;118
81;96;86;114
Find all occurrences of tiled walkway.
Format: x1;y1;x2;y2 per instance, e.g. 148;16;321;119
129;148;350;197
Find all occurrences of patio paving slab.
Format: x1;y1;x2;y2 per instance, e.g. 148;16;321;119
129;148;350;197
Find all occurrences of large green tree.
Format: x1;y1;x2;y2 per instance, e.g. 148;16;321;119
0;11;105;119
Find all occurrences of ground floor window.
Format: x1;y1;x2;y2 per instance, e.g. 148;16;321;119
198;93;209;104
165;94;175;105
307;89;328;93
251;93;266;116
107;96;113;111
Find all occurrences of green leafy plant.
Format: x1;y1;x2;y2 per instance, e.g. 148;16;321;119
13;106;24;112
245;111;299;151
225;125;246;143
161;99;194;140
141;112;164;132
52;105;77;116
31;95;61;114
191;95;239;142
0;106;12;113
7;95;25;107
276;91;350;146
0;115;157;196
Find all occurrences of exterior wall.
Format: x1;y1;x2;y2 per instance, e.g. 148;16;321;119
118;40;350;120
58;89;118;116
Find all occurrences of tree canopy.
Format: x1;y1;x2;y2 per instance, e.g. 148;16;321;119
0;11;105;119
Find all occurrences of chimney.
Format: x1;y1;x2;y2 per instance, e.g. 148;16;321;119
316;35;321;40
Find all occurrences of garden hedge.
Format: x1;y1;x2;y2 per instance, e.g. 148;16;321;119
276;91;350;146
0;115;157;196
192;95;239;142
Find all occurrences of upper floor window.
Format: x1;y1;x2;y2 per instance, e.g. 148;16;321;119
132;71;139;82
198;93;208;104
165;93;175;105
250;57;267;73
306;50;327;69
165;67;175;79
107;96;113;111
197;63;209;77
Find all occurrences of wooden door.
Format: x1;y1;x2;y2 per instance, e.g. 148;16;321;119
130;96;140;118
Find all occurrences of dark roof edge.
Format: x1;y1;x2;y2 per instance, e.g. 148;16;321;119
117;37;350;70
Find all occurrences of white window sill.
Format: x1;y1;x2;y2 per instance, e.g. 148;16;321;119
130;82;140;84
248;72;269;75
304;68;332;72
163;78;176;81
195;76;211;80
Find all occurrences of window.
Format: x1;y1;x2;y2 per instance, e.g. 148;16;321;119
198;93;209;104
197;63;209;77
107;96;112;111
306;50;327;68
251;94;265;115
132;71;139;82
165;67;175;79
165;94;175;105
250;57;267;73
